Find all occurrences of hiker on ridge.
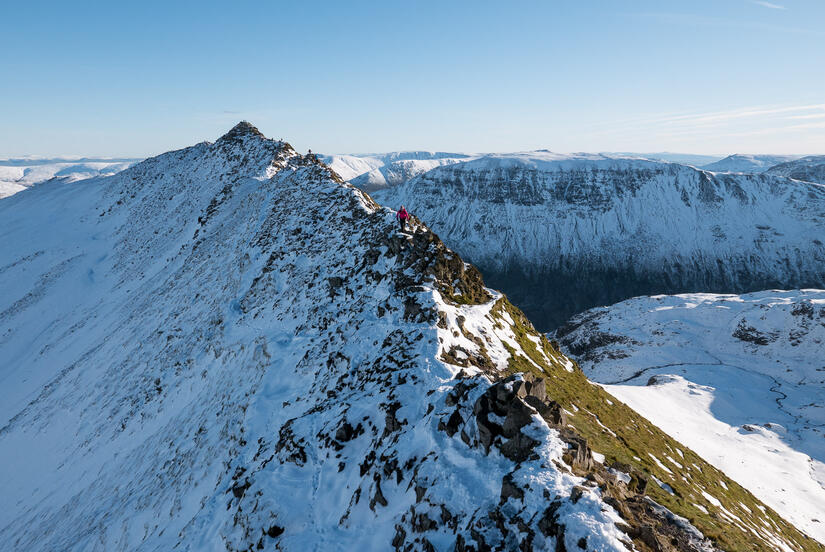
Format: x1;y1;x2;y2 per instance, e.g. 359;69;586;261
396;205;410;232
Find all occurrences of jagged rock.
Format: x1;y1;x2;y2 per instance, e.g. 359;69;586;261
371;476;388;509
439;409;464;437
266;524;284;538
477;416;502;452
501;400;534;438
335;421;355;442
392;525;406;549
500;432;540;463
500;473;524;503
411;509;437;533
559;430;594;474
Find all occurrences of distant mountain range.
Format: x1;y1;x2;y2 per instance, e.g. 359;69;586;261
371;151;825;330
0;157;141;198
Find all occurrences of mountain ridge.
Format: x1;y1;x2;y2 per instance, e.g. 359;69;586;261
0;124;818;551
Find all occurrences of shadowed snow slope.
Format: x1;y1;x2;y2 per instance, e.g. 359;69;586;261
553;291;825;545
0;124;818;551
372;152;825;330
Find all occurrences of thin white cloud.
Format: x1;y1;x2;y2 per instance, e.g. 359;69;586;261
751;1;787;9
583;103;825;143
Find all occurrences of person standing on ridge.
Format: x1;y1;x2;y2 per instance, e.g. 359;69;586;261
397;205;410;232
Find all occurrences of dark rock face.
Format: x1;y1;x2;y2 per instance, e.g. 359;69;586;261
732;319;776;346
482;261;825;332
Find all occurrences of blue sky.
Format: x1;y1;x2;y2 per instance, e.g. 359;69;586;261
1;0;823;157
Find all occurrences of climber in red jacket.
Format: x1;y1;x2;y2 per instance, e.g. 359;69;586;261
397;206;410;232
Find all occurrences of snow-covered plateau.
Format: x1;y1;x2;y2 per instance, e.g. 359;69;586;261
552;290;825;545
1;123;816;551
0;157;139;199
372;151;825;330
701;155;800;174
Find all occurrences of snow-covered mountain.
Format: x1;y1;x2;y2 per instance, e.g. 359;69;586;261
701;155;800;174
321;151;473;188
372;151;825;330
766;156;825;184
350;157;476;193
0;157;140;198
0;123;813;551
551;290;825;545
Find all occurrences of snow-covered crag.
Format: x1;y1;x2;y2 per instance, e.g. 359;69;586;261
701;155;800;174
372;152;825;330
552;290;825;545
0;124;817;551
0;157;139;199
766;156;825;185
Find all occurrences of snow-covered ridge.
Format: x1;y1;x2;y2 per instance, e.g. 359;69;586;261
0;124;814;551
766;155;825;184
701;154;800;174
0;157;140;199
350;157;475;193
372;151;825;330
320;151;473;185
552;290;825;545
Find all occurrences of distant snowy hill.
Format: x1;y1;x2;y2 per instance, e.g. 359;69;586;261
0;157;140;198
321;151;473;189
372;151;825;330
701;154;800;174
552;290;825;545
0;123;812;551
350;157;476;193
766;155;825;184
605;152;723;167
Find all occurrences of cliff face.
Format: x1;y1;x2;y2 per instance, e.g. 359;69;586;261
0;125;817;551
373;152;825;330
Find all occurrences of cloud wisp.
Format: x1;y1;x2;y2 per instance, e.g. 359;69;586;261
751;1;787;9
580;102;825;153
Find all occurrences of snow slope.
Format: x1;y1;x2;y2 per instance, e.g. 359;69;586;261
1;123;813;551
702;155;800;174
766;156;825;184
0;157;139;198
552;290;825;545
372;151;825;330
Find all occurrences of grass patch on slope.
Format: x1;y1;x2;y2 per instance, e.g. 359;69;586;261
490;298;821;552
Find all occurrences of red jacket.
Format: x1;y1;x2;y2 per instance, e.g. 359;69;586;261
397;208;410;221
